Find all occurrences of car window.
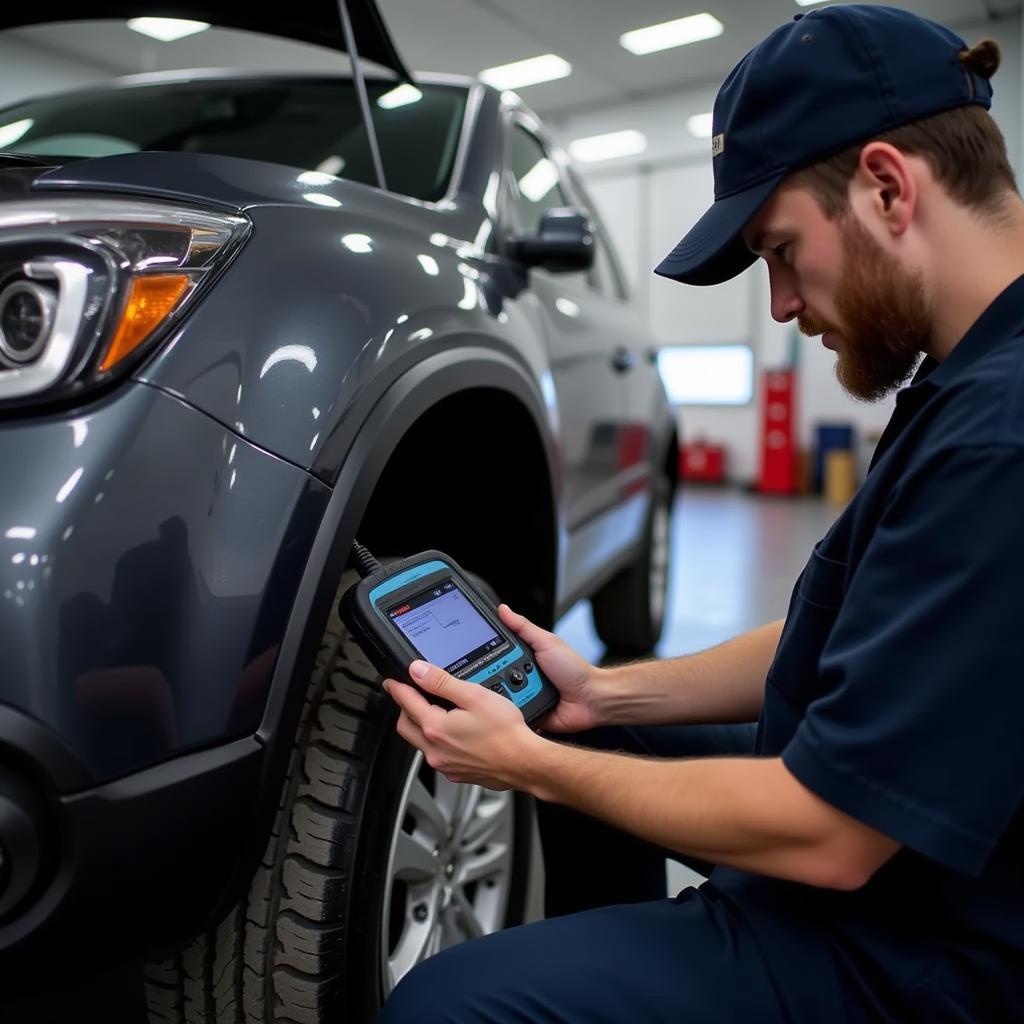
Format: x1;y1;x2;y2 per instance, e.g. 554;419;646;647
0;78;468;203
587;235;614;297
566;168;630;301
506;123;598;291
595;230;630;299
505;125;571;236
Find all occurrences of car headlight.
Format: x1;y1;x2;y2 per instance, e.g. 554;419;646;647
0;199;250;406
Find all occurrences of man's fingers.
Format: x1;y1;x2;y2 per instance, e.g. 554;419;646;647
409;661;481;709
396;709;427;749
393;696;449;750
498;604;556;651
384;678;436;722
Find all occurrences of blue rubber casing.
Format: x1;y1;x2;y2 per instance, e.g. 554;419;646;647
340;550;559;726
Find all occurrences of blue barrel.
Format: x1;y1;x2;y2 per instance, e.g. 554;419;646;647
814;423;855;492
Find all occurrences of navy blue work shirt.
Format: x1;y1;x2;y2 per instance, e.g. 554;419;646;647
709;276;1024;1020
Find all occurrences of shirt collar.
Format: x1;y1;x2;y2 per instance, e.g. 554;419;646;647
869;274;1024;471
906;272;1024;394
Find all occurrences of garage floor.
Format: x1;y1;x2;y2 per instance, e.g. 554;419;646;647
546;486;841;912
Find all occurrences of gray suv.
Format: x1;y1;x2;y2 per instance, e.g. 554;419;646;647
0;3;678;1020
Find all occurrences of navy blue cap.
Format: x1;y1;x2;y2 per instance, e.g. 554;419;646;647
655;4;994;286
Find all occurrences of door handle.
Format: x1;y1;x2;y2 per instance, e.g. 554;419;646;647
611;347;636;373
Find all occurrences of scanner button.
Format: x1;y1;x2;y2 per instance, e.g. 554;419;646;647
507;668;526;690
523;662;534;675
488;679;510;698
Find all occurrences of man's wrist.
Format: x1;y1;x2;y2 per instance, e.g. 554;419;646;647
572;663;626;727
514;730;564;802
590;662;646;727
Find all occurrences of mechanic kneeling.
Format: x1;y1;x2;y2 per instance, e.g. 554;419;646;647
379;7;1024;1021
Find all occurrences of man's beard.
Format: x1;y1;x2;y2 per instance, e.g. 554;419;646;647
798;215;929;402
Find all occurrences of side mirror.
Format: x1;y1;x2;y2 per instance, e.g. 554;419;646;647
509;207;595;273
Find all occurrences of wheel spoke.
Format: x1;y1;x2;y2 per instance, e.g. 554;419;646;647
452;886;485;939
389;913;436;988
460;791;510;849
407;773;448;840
424;919;445;959
450;785;483;845
432;772;465;826
392;830;437;883
458;841;510;885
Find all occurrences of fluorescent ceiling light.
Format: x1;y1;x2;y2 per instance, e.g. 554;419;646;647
687;112;714;139
569;129;647;163
518;159;559;203
127;17;210;42
620;13;723;56
378;84;423;109
0;119;33;149
480;54;571;91
794;0;830;5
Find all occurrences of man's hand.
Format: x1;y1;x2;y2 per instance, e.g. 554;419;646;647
497;604;603;733
384;660;546;790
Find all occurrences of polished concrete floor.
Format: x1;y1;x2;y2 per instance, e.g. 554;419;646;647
550;486;841;906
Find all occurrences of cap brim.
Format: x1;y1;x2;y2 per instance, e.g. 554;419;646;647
654;173;784;286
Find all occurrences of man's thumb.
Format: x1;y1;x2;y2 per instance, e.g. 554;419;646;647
410;660;451;693
409;660;478;708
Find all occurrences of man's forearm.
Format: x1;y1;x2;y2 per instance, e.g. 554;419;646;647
595;620;783;727
520;738;893;890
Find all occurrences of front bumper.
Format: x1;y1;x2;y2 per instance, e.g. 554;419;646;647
0;381;329;966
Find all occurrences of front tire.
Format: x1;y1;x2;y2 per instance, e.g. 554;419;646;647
144;571;531;1023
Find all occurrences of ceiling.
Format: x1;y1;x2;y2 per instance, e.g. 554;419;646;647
4;0;1022;118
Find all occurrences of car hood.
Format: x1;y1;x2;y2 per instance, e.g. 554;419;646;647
0;1;410;78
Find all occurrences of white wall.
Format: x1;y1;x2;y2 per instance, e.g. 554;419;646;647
0;37;114;107
553;13;1023;485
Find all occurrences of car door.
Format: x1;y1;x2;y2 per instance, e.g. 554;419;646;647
500;111;643;605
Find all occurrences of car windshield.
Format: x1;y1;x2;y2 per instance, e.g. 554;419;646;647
0;76;469;202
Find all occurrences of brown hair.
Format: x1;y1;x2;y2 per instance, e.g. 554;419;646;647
790;40;1017;220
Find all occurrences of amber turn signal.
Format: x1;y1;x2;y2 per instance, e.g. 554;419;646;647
99;274;190;372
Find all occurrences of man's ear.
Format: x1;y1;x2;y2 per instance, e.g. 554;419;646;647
854;141;917;237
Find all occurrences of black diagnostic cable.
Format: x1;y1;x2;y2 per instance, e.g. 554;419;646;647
351;540;382;578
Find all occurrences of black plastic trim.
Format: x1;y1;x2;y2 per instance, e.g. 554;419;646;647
0;736;261;980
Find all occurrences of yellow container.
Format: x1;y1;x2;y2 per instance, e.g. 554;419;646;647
824;449;857;506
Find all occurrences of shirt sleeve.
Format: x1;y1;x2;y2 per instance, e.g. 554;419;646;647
782;444;1024;876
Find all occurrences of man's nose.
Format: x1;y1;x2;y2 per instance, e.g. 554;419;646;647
768;271;804;323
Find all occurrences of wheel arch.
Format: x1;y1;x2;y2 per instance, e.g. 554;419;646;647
213;346;561;923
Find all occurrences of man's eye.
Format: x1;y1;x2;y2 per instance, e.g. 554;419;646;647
772;242;791;261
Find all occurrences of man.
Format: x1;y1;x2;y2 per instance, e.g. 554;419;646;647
378;5;1024;1021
